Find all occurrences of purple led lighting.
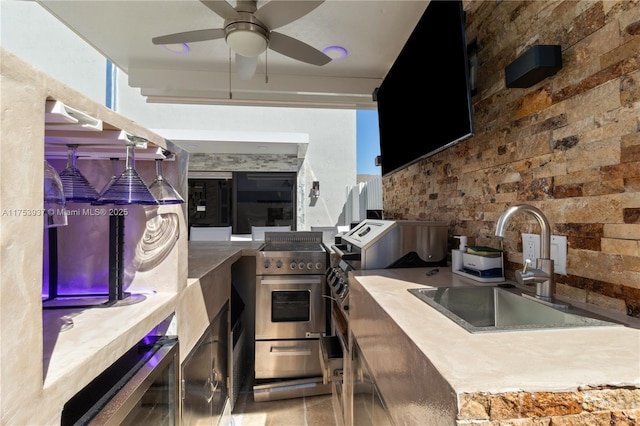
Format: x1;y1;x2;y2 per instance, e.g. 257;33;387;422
160;43;190;55
58;276;110;295
322;45;348;62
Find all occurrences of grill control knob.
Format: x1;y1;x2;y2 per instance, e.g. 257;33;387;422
276;260;283;269
333;272;343;286
339;287;349;298
263;260;271;269
290;262;297;269
315;262;323;270
307;262;314;270
327;269;335;280
298;262;305;269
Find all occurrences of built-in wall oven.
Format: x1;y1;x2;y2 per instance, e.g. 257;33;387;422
253;231;331;402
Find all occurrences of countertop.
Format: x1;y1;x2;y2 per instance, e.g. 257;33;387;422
42;292;177;389
351;267;640;394
187;241;263;282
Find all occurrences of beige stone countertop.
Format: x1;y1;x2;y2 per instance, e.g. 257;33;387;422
187;241;263;282
42;292;177;394
351;267;640;394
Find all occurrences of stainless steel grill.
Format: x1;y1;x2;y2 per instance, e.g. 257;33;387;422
324;220;448;425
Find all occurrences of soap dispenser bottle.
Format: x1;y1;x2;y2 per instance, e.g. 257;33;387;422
452;236;467;273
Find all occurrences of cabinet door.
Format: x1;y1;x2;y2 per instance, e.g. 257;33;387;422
182;304;229;425
182;334;213;424
351;338;392;426
209;305;229;423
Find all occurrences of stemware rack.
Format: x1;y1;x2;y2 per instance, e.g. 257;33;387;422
42;100;183;309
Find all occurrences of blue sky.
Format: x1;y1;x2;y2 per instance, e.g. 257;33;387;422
356;110;381;175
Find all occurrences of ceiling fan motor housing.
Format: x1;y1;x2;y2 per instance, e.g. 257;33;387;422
224;12;269;57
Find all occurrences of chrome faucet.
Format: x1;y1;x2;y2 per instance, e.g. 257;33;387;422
495;204;566;307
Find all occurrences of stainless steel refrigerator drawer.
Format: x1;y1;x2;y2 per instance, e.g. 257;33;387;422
255;339;322;379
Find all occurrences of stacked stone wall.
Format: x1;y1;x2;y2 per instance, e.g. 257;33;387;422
457;387;640;425
383;0;640;317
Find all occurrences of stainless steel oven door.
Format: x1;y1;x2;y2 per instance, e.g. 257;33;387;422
255;275;326;340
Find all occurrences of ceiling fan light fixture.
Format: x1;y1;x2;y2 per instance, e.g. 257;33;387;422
322;45;348;62
159;43;190;55
225;23;268;57
236;54;258;80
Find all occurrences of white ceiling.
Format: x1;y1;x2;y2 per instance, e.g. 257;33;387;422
36;0;430;110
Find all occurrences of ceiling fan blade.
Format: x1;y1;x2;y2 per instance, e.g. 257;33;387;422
254;0;325;30
235;54;258;80
268;32;331;66
152;28;225;45
199;0;240;20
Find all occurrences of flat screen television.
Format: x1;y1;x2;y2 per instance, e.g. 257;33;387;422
376;0;474;176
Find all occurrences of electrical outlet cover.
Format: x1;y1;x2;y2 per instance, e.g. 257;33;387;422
522;233;540;264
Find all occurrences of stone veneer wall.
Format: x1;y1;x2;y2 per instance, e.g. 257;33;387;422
382;1;640;318
458;388;640;425
189;152;303;172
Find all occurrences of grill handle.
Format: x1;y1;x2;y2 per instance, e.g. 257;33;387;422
269;346;312;357
331;244;361;261
259;277;322;285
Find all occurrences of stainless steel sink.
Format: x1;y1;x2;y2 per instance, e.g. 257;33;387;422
408;286;622;333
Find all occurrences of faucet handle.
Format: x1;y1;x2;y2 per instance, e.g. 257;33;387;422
522;259;532;273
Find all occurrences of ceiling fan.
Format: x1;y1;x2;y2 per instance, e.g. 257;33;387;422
152;0;332;80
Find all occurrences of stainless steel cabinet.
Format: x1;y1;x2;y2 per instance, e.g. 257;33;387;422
350;337;392;426
182;303;229;425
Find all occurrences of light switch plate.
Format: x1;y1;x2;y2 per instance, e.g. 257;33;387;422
521;233;567;275
550;235;567;275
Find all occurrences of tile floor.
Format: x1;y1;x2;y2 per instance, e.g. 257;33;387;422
230;388;336;426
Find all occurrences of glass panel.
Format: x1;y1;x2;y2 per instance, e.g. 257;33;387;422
121;360;176;425
272;291;310;322
234;172;296;234
187;179;232;227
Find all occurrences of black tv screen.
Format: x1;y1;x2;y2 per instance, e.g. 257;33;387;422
377;0;474;176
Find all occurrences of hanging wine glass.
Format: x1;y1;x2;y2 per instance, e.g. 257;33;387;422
97;142;158;205
44;159;68;228
148;159;185;204
99;157;120;197
58;145;99;203
92;158;120;206
91;141;156;308
44;142;157;310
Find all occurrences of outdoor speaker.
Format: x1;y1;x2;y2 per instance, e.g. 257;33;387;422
505;45;562;88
